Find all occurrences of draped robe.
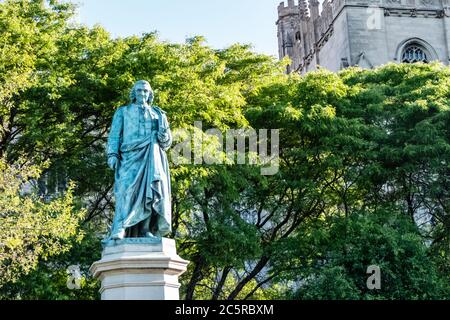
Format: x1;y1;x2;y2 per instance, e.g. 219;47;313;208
106;104;172;238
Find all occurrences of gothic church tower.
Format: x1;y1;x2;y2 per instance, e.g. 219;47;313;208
277;0;450;74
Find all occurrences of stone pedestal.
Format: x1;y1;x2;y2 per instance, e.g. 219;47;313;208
90;238;189;300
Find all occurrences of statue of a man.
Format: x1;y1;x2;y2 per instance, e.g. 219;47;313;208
106;80;172;241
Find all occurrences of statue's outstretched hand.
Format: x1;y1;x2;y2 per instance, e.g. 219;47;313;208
108;157;118;170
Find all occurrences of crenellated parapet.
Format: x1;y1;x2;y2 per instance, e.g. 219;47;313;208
277;0;299;19
277;1;301;72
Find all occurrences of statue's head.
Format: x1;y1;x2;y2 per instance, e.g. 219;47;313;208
130;80;154;105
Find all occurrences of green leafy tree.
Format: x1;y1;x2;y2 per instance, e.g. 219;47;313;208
1;0;449;300
288;208;449;300
0;227;100;300
0;157;85;290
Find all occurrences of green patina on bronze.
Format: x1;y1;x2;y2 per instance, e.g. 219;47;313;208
105;80;172;243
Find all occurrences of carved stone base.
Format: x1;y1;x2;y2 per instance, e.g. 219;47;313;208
90;238;189;300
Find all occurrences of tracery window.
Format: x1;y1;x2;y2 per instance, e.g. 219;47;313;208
401;45;429;63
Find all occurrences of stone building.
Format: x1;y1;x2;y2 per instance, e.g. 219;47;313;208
277;0;450;73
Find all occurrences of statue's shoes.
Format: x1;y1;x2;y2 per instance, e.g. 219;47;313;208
144;232;161;240
110;229;126;240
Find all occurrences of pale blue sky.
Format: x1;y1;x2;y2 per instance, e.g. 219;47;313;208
71;0;288;57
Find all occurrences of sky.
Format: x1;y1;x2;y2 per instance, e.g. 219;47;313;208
70;0;288;57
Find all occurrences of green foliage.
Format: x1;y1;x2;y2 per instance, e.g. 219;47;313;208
0;157;85;288
0;227;100;300
1;0;449;300
290;209;450;300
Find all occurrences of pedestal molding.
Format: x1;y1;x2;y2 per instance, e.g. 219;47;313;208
90;238;189;300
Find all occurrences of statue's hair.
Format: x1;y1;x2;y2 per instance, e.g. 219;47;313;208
129;80;154;104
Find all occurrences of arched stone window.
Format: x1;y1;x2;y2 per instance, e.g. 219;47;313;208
396;38;437;64
401;44;429;63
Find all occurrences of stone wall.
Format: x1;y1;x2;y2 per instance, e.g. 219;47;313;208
277;0;450;74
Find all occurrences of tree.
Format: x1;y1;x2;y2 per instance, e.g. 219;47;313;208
0;0;76;158
0;157;85;290
288;208;449;300
1;0;448;300
177;64;450;299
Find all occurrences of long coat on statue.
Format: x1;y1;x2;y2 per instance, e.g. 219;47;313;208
106;104;172;238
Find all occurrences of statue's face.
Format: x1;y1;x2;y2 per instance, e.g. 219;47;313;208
134;82;151;105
